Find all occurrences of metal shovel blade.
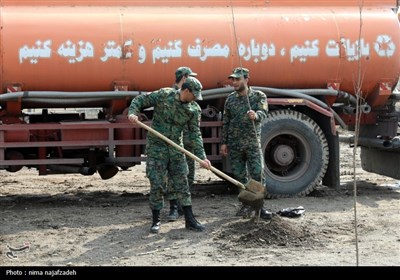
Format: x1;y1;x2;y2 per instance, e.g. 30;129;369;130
237;179;266;210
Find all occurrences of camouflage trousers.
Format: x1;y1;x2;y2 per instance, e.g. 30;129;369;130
166;154;195;200
229;145;264;185
167;143;196;200
146;155;191;210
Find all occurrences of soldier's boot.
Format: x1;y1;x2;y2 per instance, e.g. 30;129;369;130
183;206;205;232
167;200;179;222
177;202;184;216
259;208;272;220
236;204;252;217
150;210;161;234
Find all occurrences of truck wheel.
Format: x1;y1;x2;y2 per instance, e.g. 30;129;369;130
5;150;24;172
261;110;329;198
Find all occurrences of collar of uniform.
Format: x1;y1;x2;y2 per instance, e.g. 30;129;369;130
174;91;180;101
235;87;254;97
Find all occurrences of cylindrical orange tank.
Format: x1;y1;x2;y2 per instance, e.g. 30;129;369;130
0;0;399;103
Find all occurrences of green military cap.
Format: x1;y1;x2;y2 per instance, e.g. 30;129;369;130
228;67;250;79
185;76;203;100
175;66;197;79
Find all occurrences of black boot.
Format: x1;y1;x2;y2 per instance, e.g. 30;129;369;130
150;210;161;233
259;208;272;220
167;200;179;222
177;202;184;216
236;204;252;217
182;206;205;232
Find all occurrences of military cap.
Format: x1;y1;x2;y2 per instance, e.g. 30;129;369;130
228;67;250;79
185;76;203;100
175;66;197;79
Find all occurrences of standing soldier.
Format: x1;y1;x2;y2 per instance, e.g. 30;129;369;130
128;76;211;234
166;66;198;221
220;67;272;219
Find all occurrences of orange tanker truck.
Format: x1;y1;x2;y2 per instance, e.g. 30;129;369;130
0;0;399;198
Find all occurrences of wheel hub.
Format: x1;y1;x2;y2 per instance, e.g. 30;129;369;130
272;144;294;166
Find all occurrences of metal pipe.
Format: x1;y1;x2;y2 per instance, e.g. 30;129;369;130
46;165;96;175
340;105;357;114
0;91;143;101
361;104;372;114
339;135;398;149
0;87;352;129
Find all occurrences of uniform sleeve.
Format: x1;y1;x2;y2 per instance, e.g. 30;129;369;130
128;90;160;115
188;104;207;160
254;91;268;123
221;98;231;145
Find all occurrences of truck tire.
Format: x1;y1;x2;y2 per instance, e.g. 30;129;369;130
261;110;329;198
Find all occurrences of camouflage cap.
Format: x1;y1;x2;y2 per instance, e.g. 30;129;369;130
185;76;203;100
175;66;197;79
228;67;250;79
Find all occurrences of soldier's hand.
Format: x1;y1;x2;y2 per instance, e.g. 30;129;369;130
128;114;139;124
200;159;211;170
220;144;228;157
247;110;256;120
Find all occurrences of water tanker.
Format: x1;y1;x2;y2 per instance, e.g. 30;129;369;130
1;0;399;197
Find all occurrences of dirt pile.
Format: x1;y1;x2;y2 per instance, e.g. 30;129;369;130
214;215;318;248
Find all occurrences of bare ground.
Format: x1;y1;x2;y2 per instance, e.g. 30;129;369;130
0;143;399;268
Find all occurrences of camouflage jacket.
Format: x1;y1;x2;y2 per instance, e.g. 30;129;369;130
128;88;206;160
173;83;197;148
221;87;268;148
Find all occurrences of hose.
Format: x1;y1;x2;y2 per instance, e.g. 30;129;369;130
253;86;348;129
0;87;352;128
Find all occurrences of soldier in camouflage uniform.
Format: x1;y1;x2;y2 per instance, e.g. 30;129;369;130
128;76;211;234
220;67;272;220
166;67;198;222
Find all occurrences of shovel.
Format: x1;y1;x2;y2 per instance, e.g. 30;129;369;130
134;120;265;210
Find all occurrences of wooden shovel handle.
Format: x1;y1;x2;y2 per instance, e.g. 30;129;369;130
135;120;246;190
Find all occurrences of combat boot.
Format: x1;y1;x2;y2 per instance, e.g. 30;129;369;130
150;209;161;234
167;200;179;222
236;204;252;217
182;206;205;232
259;208;272;220
177;202;184;216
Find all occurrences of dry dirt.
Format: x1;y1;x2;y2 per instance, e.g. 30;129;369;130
0;142;399;269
